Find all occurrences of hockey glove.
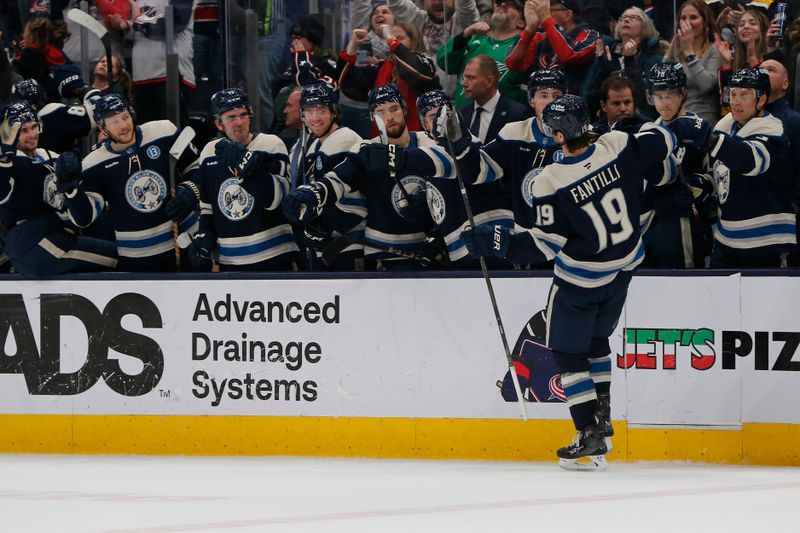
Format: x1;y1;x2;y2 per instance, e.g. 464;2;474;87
685;172;715;203
215;138;248;168
461;223;511;259
282;182;328;225
358;143;406;177
397;188;433;227
185;232;216;271
163;182;200;222
433;104;471;152
51;63;89;99
667;115;715;152
0;107;21;156
611;116;645;134
55;150;82;195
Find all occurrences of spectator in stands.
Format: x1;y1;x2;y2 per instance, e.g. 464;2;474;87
762;58;800;265
91;54;134;103
716;8;769;71
338;21;440;133
387;0;480;95
507;0;599;96
437;0;529;108
351;1;397;61
665;0;722;124
0;49;22;103
13;16;71;103
275;15;338;94
459;55;530;143
582;6;666;119
193;0;222;89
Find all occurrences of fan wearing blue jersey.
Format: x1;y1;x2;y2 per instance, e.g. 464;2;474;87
0;101;117;275
671;67;796;268
57;94;200;272
185;88;298;271
283;83;460;270
642;62;715;268
462;95;676;470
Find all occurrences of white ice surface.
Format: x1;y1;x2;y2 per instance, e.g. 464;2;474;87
0;454;798;533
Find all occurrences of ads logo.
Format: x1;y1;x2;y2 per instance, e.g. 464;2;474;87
619;328;800;371
0;293;164;396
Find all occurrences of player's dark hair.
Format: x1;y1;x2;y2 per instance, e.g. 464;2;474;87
600;74;634;103
564;132;592;152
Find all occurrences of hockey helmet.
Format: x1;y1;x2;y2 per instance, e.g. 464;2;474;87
300;82;339;111
11;79;46;109
646;62;687;104
93;93;134;127
416;89;451;122
724;67;771;104
368;83;406;112
4;101;38;126
527;69;567;98
541;95;590;141
210;88;252;118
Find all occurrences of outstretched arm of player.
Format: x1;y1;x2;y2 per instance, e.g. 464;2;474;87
56;153;104;228
631;122;679;184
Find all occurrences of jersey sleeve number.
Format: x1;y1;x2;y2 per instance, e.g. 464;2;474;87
535;204;554;226
580;188;633;251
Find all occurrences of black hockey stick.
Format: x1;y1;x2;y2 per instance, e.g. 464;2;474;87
164;2;180;127
320;232;447;268
168;126;196;270
439;108;528;421
66;9;113;88
374;115;410;208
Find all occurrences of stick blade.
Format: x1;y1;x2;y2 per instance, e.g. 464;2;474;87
66;8;108;40
169;126;196;160
374;115;388;144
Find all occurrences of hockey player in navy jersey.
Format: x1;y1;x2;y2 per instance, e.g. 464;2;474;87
283;83;457;270
670;68;796;268
10;78;95;155
292;82;365;270
57;94;199;272
187;88;298;271
484;70;565;233
642;62;714;268
462;95;677;470
0;101;117;275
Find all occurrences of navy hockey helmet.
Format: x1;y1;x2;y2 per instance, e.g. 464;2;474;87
94;93;134;127
724;67;771;103
541;95;590;141
368;83;406;112
210;87;252;118
4;100;38;126
300;82;339;111
527;69;567;98
416;89;451;121
646;62;687;104
11;79;46;109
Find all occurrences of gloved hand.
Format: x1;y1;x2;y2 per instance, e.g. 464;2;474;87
50;63;89;99
358;143;406;176
434;104;471;152
215;138;248;168
461;223;511;259
282;182;327;225
163;183;199;221
667;115;714;152
185;232;215;271
55;150;82;194
611;116;645;134
0;107;21;156
397;188;432;227
685;172;715;202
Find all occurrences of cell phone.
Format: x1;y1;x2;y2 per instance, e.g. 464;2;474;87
358;41;373;57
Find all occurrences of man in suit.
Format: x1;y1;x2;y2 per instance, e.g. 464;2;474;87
458;55;530;144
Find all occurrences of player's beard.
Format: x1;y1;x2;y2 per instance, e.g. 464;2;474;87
386;121;406;139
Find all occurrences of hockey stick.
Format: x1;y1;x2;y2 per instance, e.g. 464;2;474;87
168;126;196;270
374;115;409;208
320;233;447;268
298;125;315;271
66;9;113;88
440;108;528;422
165;3;180;127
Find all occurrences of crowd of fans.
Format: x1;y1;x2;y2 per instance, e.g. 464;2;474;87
0;0;798;274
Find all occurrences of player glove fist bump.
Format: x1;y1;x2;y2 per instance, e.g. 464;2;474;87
358;143;406;176
282;182;328;225
667;115;716;152
461;223;512;259
55;150;82;196
163;182;199;221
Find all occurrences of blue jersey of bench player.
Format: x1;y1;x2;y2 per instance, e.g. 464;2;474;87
38;102;92;154
66;120;199;271
197;133;298;270
504;124;676;290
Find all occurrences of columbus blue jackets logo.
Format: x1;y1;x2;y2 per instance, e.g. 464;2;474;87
713;160;730;204
42;173;64;211
146;145;161;159
217;178;254;220
497;309;566;403
125;170;167;212
425;182;446;224
391;176;426;217
522;167;543;207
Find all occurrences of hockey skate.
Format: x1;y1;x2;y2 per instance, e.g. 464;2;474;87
557;423;608;472
596;392;614;452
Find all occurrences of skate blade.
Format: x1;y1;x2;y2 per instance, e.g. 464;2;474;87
558;455;608;472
